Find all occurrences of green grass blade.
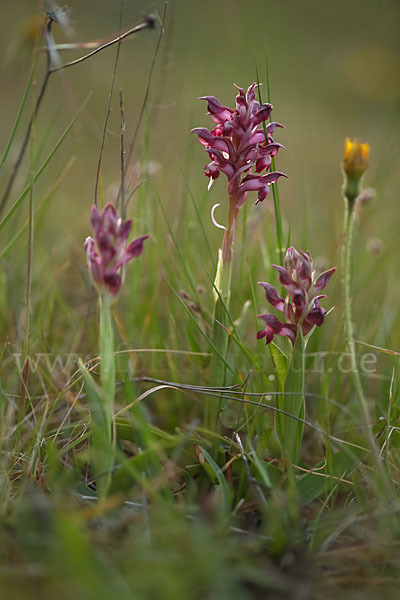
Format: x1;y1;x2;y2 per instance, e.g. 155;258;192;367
184;179;215;267
166;279;236;376
0;93;91;233
0;43;41;175
79;359;113;498
255;52;284;263
298;445;366;504
154;187;200;304
0;157;75;260
196;444;232;519
277;331;305;464
247;438;272;489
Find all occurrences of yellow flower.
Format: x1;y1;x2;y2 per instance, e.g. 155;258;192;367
21;15;43;46
343;138;370;178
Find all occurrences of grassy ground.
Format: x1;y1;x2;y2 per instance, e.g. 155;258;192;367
1;1;400;598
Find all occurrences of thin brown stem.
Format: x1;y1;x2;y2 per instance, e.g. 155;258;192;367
49;17;155;74
119;90;126;219
0;17;53;219
121;2;168;200
0;14;155;218
94;0;126;206
19;77;37;418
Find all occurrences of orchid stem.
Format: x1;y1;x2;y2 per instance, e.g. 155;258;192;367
278;329;305;465
342;196;391;497
207;198;237;434
98;292;116;496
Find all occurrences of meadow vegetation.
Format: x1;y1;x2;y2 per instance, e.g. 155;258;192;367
1;1;400;598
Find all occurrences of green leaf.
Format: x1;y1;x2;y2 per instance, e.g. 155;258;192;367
79;360;113;498
298;444;366;504
117;378;175;504
269;341;287;392
276;330;305;464
247;439;272;489
110;438;179;495
195;445;232;519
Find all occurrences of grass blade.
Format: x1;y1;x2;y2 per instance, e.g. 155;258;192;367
0;94;91;233
0;41;41;175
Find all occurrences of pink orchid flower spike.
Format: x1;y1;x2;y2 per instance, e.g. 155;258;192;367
84;202;149;297
191;83;287;210
257;247;336;345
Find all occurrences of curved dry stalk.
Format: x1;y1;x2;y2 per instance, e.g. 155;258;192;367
0;13;155;218
0;16;53;218
49;17;155;73
94;0;126;206
118;2;169;202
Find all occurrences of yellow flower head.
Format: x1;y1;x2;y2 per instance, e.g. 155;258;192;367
21;15;43;46
343;138;370;179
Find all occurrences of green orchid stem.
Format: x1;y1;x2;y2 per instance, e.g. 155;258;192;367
278;329;305;466
99;293;116;427
221;196;239;272
207;197;237;434
342;196;391;497
220;195;239;309
98;292;116;496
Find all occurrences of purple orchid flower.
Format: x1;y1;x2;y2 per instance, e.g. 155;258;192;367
257;247;336;345
191;83;287;208
84;202;149;297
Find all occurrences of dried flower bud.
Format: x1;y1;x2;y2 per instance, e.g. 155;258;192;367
357;187;376;206
366;237;383;256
